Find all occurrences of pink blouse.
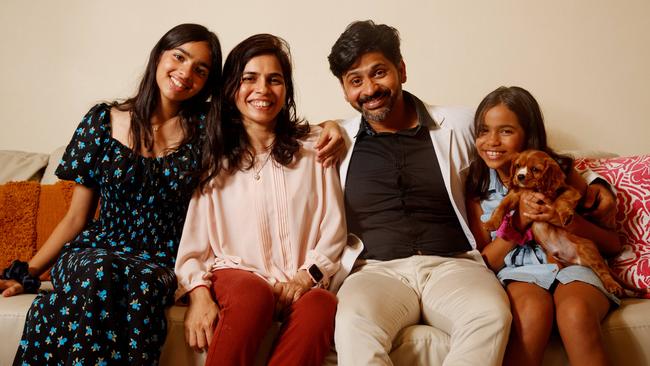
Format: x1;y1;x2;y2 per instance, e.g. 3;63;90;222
174;127;347;300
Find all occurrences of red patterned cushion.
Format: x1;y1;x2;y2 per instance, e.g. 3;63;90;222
575;155;650;295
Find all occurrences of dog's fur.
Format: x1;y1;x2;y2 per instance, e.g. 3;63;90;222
483;149;625;297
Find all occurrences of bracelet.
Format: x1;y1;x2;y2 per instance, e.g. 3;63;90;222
1;260;41;293
495;212;534;247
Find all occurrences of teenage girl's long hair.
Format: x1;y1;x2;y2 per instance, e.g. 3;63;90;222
112;23;223;186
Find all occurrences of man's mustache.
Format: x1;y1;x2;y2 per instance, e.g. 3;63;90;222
359;89;391;105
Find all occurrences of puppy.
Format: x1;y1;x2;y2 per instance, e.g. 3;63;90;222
483;149;625;297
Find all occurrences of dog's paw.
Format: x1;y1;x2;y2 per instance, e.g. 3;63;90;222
556;209;574;227
604;280;625;298
482;220;500;232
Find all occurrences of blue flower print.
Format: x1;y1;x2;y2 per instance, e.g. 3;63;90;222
17;103;202;364
107;331;116;342
97;289;107;301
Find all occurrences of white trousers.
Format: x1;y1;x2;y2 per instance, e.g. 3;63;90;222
334;250;511;366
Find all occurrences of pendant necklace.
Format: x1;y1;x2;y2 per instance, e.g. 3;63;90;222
151;118;175;132
253;152;273;180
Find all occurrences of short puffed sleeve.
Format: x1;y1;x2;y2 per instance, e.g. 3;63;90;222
55;103;111;187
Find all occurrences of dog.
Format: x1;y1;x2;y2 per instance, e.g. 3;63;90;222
482;149;625;297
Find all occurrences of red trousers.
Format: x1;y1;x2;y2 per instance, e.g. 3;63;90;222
205;269;337;366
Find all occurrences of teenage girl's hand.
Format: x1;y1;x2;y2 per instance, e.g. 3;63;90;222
316;120;346;168
184;286;220;352
0;279;24;297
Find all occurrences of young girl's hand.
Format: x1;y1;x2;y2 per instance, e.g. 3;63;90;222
519;191;555;225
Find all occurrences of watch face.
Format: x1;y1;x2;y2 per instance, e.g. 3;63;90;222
309;264;324;283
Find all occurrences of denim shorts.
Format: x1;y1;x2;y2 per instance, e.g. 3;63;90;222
497;243;620;305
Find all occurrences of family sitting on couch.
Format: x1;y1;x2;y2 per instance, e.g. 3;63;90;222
0;19;627;366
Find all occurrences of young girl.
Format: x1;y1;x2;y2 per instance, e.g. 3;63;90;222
466;86;621;366
175;34;346;366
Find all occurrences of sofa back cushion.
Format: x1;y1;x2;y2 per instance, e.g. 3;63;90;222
0;151;49;184
40;146;66;185
575;155;650;295
0;181;40;272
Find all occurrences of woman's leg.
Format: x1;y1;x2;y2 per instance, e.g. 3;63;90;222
503;281;554;366
554;281;611;366
205;269;275;366
268;288;337;366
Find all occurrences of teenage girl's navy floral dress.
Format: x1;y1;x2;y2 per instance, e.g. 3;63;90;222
14;103;204;366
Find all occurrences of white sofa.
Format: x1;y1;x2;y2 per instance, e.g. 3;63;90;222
1;148;649;366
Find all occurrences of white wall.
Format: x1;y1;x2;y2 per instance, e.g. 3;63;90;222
1;0;649;155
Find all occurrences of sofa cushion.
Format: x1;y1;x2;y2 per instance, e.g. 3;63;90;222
0;150;49;184
41;146;67;184
0;181;40;273
35;181;76;280
575;155;650;294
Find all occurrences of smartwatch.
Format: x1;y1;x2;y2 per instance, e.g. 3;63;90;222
308;264;324;285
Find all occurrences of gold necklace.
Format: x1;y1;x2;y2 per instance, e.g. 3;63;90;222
253;152;273;180
151;118;175;132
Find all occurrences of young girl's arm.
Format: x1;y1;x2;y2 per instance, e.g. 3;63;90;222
520;190;621;256
466;197;517;272
0;184;97;296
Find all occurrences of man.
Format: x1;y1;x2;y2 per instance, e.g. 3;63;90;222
328;20;512;366
328;20;618;366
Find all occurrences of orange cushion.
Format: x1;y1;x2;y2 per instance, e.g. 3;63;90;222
36;181;76;280
0;181;40;273
36;181;76;250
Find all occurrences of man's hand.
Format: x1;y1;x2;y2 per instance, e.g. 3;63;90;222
582;182;617;229
184;286;220;352
316;120;346;167
0;279;24;297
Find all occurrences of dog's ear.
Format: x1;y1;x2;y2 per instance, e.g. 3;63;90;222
540;157;566;197
506;152;522;188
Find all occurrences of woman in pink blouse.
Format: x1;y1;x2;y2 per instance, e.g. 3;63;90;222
174;34;347;366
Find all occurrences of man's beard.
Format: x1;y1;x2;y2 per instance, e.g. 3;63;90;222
357;88;396;123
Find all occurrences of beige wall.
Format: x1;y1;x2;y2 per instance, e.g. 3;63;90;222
1;0;648;156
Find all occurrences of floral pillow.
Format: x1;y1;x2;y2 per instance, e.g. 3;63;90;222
575;155;650;296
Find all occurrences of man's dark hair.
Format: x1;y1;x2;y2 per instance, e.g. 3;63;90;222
328;20;402;80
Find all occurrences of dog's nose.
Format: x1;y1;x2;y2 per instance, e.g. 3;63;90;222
517;174;526;181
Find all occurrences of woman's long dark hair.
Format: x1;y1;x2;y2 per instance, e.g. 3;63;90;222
113;23;223;181
466;86;573;200
208;33;309;178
